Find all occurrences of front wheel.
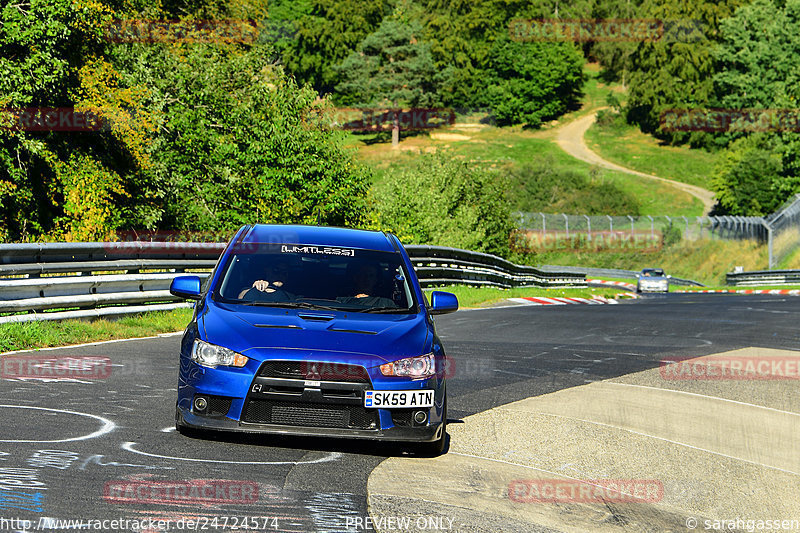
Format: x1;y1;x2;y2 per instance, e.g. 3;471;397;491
413;396;447;457
175;405;201;438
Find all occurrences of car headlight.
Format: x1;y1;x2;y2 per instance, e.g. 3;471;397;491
380;353;436;379
191;340;248;368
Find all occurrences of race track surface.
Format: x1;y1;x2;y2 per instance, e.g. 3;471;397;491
1;293;798;532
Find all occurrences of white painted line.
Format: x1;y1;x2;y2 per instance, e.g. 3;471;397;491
551;297;579;304
0;405;116;443
508;297;619;306
506;411;800;477
605;381;800;418
122;441;342;465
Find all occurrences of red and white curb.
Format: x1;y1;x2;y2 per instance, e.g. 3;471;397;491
587;278;637;291
676;289;800;295
509;296;619;306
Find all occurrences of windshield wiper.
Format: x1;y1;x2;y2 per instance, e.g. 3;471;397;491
360;306;409;313
240;301;340;311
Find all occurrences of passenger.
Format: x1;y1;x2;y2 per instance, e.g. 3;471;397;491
339;262;395;308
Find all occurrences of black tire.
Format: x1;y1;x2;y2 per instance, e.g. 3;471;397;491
413;396;447;457
175;405;201;437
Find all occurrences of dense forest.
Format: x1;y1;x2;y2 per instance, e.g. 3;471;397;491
1;0;798;254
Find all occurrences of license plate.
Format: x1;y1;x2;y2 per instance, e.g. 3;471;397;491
364;390;434;408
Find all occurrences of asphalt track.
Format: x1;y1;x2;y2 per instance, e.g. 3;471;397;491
1;293;799;532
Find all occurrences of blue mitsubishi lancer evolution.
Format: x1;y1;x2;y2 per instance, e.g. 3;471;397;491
169;224;458;454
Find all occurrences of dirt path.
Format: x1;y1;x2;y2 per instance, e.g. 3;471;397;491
555;111;716;214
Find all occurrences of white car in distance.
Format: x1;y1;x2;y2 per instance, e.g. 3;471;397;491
636;268;670;293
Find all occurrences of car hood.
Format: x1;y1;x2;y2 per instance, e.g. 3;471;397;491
199;301;430;364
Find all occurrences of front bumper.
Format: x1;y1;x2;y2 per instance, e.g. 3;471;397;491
177;406;444;442
178;358;446;443
638;284;669;293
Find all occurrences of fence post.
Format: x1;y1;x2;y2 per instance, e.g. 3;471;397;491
584;215;591;241
682;216;688;235
541;213;545;237
763;220;774;269
563;213;569;239
647;215;654;238
607;215;613;233
627;215;634;236
764;222;775;270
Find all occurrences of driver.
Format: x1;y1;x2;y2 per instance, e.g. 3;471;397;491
238;261;294;300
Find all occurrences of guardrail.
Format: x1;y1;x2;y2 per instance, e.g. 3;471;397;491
406;245;584;289
0;242;586;324
0;242;224;324
538;265;704;287
726;269;800;286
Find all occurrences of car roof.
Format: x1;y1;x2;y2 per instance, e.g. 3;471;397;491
236;224;397;252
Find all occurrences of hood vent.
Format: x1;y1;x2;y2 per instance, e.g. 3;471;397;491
297;313;335;321
327;327;378;335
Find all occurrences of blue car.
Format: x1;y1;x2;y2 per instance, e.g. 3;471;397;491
169;224;458;454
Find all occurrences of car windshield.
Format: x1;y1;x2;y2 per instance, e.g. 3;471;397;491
213;244;416;313
642;270;665;277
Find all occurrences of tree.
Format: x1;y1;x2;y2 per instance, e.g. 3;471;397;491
588;0;646;86
711;135;794;216
713;0;800;143
709;0;800;214
0;0;136;241
336;17;443;147
623;0;745;145
508;159;640;215
484;36;585;127
111;42;372;232
283;0;388;95
418;0;593;108
372;154;514;257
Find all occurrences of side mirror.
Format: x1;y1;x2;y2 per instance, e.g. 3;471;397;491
666;275;672;279
635;274;641;278
430;291;458;315
170;275;202;300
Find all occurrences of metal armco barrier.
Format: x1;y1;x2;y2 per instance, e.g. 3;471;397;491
0;242;224;324
0;242;585;324
538;265;704;287
406;245;584;289
726;269;800;286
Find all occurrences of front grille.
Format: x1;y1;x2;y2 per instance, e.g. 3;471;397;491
206;396;232;416
242;399;378;429
258;361;370;383
258;361;305;379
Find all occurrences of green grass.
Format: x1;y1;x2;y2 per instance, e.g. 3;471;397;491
0;288;634;352
584;116;718;190
354;127;703;216
539;238;769;286
350;66;703;216
0;308;193;353
425;285;629;308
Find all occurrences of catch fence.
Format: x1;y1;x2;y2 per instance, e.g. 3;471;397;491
514;196;800;269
